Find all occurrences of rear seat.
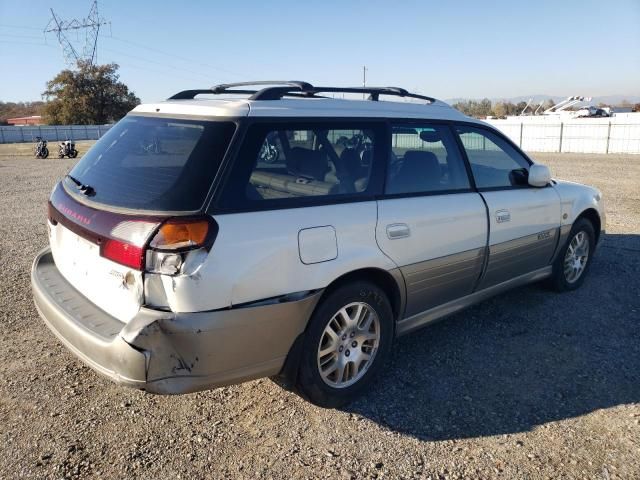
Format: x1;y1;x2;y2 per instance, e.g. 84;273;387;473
250;146;374;198
250;171;335;197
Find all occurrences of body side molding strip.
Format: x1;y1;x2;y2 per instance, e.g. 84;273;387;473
396;266;552;336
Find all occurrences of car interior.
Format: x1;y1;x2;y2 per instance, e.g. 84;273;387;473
247;129;374;200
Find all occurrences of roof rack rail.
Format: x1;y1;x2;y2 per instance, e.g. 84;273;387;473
168;80;436;103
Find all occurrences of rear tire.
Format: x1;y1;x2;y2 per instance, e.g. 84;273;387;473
296;282;393;408
549;218;595;292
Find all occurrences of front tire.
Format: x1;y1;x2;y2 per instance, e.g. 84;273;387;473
549;218;595;291
296;282;393;408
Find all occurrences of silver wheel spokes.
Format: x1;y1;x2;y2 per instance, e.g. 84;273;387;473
317;302;380;389
564;231;590;283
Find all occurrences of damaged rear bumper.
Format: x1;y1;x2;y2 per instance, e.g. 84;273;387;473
31;248;322;394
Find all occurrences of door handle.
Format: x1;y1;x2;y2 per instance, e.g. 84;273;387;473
386;223;410;239
495;209;511;223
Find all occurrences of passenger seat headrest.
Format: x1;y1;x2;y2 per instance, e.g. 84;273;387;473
288;147;330;181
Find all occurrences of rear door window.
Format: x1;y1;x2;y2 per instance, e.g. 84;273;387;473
219;123;383;209
66;116;236;211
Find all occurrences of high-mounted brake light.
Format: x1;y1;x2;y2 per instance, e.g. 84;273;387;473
101;239;145;270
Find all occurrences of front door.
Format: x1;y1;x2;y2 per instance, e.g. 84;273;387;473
455;125;561;289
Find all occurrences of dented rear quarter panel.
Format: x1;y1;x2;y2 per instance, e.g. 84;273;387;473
159;201;395;313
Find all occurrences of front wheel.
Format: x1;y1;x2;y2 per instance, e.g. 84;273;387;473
70;149;78;158
296;282;393;408
42;147;49;159
549;218;595;291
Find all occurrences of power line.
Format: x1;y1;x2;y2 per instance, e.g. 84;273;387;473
0;23;43;31
100;46;223;82
0;39;53;47
0;32;44;39
103;35;246;80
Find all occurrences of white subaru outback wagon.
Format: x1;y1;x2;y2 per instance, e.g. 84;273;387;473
32;81;605;407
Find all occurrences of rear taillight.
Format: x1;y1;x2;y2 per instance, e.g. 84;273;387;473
146;217;217;275
97;216;216;274
99;220;160;270
101;239;145;270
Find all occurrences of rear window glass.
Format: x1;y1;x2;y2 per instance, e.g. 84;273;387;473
220;124;379;209
66;116;235;211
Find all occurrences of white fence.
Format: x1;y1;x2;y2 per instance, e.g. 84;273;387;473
485;115;640;154
0;124;113;144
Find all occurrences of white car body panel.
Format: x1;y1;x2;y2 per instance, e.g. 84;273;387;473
48;222;143;323
133;100;250;118
553;180;606;229
133;98;474;122
376;193;488;263
481;188;562;245
159;202;395;313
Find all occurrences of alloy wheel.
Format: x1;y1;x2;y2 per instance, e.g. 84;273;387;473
317;302;381;389
564;230;590;284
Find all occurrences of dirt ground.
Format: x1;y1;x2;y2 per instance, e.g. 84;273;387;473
0;149;638;479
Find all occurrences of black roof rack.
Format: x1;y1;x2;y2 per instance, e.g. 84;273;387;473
168;80;435;103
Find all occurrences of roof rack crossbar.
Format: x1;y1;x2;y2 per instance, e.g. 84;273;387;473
168;81;435;103
211;80;314;94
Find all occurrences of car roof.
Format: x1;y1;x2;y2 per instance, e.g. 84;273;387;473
133;96;477;122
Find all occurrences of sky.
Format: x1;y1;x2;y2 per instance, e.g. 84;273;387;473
0;0;639;103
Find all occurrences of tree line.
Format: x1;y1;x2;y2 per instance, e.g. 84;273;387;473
0;101;46;124
1;61;139;125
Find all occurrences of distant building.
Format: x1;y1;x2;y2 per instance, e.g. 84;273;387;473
6;116;44;126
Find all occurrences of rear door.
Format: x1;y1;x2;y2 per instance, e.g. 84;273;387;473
376;123;488;318
455;124;561;289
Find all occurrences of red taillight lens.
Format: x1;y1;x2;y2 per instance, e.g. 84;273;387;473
101;239;144;270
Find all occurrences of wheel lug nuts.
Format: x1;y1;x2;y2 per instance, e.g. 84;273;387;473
350;332;355;338
351;341;357;347
339;346;343;352
342;334;347;340
345;350;350;357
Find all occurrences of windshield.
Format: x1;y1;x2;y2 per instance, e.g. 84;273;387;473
66;116;236;211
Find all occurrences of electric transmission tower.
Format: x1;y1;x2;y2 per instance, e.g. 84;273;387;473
44;0;111;67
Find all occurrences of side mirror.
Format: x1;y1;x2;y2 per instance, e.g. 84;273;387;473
528;164;551;187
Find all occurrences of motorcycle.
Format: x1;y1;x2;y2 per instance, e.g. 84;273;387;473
258;133;280;163
58;140;78;159
34;137;49;159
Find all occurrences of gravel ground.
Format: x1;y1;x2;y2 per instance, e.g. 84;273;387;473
0;150;638;479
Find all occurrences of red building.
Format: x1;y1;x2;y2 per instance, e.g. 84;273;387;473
6;116;44;126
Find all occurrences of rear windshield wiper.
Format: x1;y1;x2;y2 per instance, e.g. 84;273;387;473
66;174;96;196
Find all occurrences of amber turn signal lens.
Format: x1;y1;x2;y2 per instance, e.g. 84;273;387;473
149;219;209;250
